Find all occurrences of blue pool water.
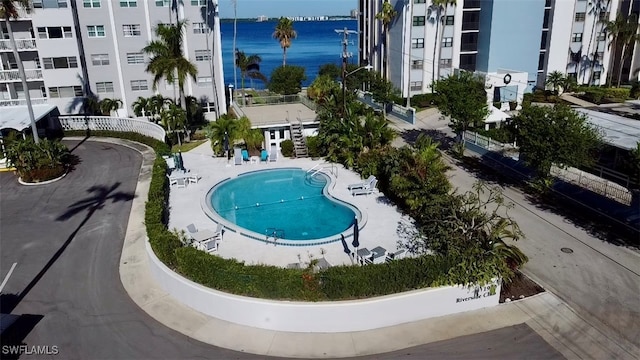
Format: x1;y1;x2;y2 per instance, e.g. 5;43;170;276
210;169;356;241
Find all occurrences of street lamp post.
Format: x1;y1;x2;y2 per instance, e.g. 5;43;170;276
342;65;373;116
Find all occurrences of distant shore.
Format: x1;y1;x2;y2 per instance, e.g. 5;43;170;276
220;16;354;23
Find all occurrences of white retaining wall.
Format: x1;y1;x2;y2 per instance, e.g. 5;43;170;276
146;241;501;333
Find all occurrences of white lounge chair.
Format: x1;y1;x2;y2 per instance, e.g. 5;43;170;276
188;173;199;184
370;246;387;264
348;175;376;190
186;223;198;239
176;177;187;188
200;238;218;253
351;179;378;196
167;174;177;186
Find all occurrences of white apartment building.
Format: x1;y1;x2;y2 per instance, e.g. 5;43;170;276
0;0;226;118
360;0;639;99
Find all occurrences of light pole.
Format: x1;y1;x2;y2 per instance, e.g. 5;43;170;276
342;65;373;116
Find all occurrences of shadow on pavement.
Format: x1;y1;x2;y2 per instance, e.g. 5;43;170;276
0;312;44;360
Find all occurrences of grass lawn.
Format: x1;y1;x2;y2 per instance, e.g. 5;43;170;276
171;140;207;153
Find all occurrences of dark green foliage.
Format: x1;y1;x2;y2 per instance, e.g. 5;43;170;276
581;87;630;104
64;130;171;155
6;138;70;182
630;81;640;99
434;72;490;134
514;104;603;178
305;135;321;158
280;139;294;157
318;63;341;80
369;71;399;107
476;125;516;144
411;93;435;108
268;65;306;95
523;90;560;105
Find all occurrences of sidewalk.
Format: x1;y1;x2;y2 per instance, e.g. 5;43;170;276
110;137;639;359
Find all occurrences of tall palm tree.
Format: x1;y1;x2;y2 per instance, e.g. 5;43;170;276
615;14;640;86
545;71;566;94
429;0;457;91
604;15;626;85
1;0;39;143
585;0;609;84
235;49;267;103
204;114;239;155
272;17;297;66
161;100;186;147
375;0;397;81
142;21;197;109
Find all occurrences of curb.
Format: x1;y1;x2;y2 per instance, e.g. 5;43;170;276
17;171;68;186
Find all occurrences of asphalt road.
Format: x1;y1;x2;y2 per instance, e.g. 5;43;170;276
0;140;563;359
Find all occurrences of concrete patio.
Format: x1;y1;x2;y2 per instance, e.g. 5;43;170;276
168;141;411;268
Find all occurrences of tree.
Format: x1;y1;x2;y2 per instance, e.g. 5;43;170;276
369;71;399;119
235;49;267;102
434;71;489;140
375;0;397;81
272;17;297;66
603;14;626;85
160;101;187;147
307;75;340;105
98;98;123;116
204;114;240;156
429;0;457;90
132;96;151;119
615;14;639;86
318;63;341;80
268;65;306;95
545;71;566;94
584;0;609;84
142;21;197;109
514;104;603;179
1;0;39;143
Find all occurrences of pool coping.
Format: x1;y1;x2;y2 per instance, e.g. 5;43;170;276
199;167;368;247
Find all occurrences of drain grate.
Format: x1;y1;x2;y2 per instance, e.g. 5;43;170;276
560;247;574;254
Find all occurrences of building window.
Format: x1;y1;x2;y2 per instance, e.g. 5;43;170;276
593;71;601;81
131;80;148;91
540;31;548;49
410;81;422;91
42;56;77;69
96;81;114;93
195;49;211;61
197;76;212;86
87;25;106;38
83;0;101;8
462;11;479;31
191;0;206;5
597;32;606;41
538;52;545;71
123;24;141;37
33;0;68;8
411;60;423;69
599;12;610;21
41;86;47;98
411;38;424;48
91;53;109;66
155;0;170;6
414;0;426;3
442;37;453;47
48;86;83;98
575;12;585;22
413;16;425;26
126;52;145;64
37;26;72;39
193;23;208;34
571;33;583;42
444;16;454;26
439;58;452;67
596;51;604;61
459;53;477;71
120;0;137;7
460;32;478;51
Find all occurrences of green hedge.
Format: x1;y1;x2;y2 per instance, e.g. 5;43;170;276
581;87;630;104
280;139;294;157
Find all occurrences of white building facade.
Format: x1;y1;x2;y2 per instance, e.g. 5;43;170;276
0;0;226;117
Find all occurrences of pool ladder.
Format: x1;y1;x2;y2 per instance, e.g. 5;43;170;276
265;228;285;242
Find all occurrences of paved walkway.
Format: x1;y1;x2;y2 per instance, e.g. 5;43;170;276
115;136;638;358
560;93;598;107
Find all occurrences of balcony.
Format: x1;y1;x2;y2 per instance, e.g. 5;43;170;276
0;69;43;82
0;39;38;52
0;98;48;107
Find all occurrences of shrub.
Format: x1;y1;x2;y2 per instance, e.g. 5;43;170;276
268;65;306;95
6;138;70;182
280;139;294;157
630;81;640;99
582;88;605;104
305;135;322;158
411;93;435;108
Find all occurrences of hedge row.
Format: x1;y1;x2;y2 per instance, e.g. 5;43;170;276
580;87;630;104
64;131;466;301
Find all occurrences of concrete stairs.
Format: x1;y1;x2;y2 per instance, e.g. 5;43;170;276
289;122;308;158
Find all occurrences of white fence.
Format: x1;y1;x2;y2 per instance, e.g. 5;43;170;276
0;98;48;107
59;116;166;142
463;131;518;157
550;166;633;205
147;241;501;333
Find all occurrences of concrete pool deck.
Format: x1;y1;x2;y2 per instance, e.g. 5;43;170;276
168;142;410;268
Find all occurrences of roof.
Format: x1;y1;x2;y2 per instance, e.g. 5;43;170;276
0;104;57;131
575;108;640;151
240;103;317;128
485;107;510;123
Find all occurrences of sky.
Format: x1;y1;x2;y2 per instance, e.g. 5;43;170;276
217;0;357;18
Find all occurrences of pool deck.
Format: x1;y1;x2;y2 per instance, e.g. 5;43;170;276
169;142;411;268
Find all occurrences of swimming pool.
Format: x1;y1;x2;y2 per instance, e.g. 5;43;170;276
208;168;358;242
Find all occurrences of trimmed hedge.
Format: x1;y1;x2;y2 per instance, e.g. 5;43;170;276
581;87;630;104
280;139;294;157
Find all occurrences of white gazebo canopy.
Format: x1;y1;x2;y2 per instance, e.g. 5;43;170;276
0;104;57;131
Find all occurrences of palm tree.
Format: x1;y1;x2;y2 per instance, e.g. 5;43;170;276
584;0;609;84
204;114;239;156
545;71;566;94
429;0;457;91
148;94;166;123
132;96;151;119
375;0;397;81
235;49;267;103
98;98;123;116
604;14;626;85
160;101;186;147
142;21;197;109
1;0;39;143
615;14;639;86
272;17;297;66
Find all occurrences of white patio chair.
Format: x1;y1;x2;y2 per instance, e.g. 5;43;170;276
166;175;177;186
188;173;199;184
351;179;378;196
176;177;187;188
201;238;218;253
348;175;376;191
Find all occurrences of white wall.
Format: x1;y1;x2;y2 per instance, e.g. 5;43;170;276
147;241;501;333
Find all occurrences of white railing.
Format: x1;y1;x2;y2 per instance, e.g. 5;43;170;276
0;69;43;81
59;116;166;142
550;166;633;206
0;39;37;51
463;130;519;158
0;98;48;107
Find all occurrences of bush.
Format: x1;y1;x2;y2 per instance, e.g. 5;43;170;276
268;65;306;95
630;81;640;99
581;87;630;104
280;139;294;157
6;138;70;182
305;135;322;158
411;93;435;108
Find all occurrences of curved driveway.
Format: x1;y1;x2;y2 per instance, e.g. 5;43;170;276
0;140;561;359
